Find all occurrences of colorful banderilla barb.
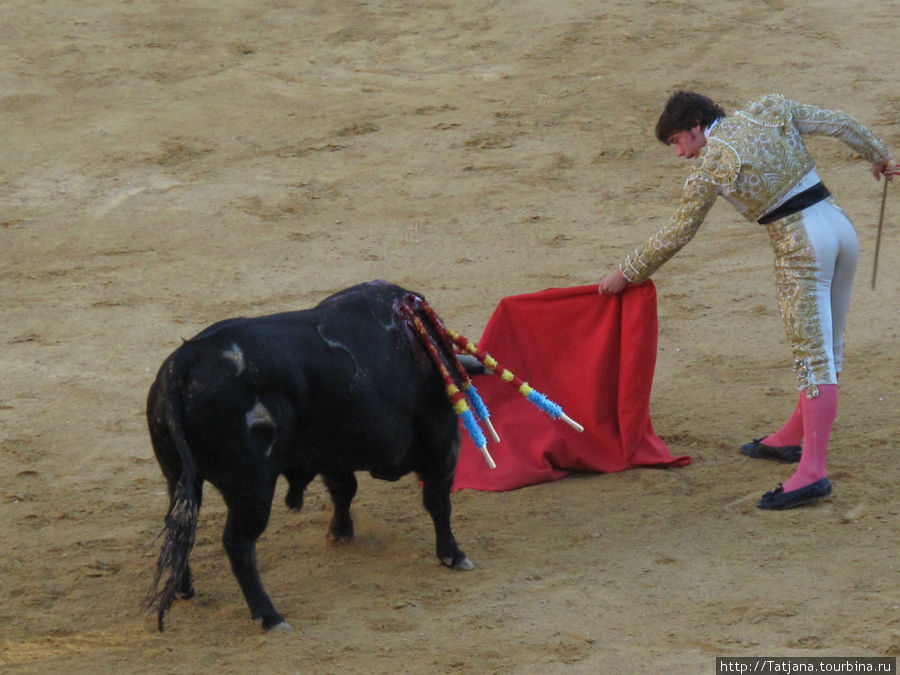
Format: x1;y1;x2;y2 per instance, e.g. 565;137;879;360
399;295;583;470
399;299;497;470
440;324;584;434
412;301;499;440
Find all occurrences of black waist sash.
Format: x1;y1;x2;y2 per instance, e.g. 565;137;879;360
758;182;831;224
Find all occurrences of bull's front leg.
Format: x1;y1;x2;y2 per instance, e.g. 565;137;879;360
420;472;474;571
283;468;315;511
322;471;357;543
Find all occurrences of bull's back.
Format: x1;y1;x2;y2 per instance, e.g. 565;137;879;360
151;281;454;478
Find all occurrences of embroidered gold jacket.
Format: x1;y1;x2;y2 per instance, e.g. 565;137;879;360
621;94;893;282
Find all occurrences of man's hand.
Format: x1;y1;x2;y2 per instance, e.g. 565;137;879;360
598;268;630;295
872;160;896;181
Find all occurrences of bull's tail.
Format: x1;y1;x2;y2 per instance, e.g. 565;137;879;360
147;358;199;632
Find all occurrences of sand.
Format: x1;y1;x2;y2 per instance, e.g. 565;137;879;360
1;1;897;672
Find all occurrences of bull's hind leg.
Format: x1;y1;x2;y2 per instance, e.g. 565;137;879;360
322;471;357;543
220;477;288;630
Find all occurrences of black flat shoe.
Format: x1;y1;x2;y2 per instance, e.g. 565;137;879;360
740;438;802;464
757;478;832;510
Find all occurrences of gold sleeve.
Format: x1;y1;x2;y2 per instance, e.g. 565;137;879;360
621;175;719;283
788;100;893;163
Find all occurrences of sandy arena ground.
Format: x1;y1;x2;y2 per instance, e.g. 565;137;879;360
1;1;898;672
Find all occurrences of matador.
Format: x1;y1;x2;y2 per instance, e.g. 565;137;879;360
599;92;894;510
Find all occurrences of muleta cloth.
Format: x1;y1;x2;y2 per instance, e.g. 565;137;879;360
452;282;690;491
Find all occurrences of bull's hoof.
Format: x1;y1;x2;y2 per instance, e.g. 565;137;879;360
326;531;354;544
265;621;293;632
284;489;304;511
326;517;354;543
441;556;475;571
259;613;290;631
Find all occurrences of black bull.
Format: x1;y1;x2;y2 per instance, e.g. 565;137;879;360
146;281;479;631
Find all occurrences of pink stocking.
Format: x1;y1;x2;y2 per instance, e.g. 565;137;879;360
763;392;804;447
782;384;838;492
764;372;840;449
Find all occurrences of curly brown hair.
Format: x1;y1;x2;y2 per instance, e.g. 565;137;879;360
655;91;726;144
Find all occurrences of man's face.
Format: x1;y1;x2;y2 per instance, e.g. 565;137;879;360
668;124;707;159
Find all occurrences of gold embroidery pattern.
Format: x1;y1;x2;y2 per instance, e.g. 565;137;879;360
620;94;892;284
725;94;892;221
713;113;811;221
766;213;831;395
621;177;717;282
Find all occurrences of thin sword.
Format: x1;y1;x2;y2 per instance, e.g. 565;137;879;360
871;177;889;290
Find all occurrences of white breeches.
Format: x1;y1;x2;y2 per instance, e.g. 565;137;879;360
766;198;859;394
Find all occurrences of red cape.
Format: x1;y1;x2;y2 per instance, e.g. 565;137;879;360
452;282;689;491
